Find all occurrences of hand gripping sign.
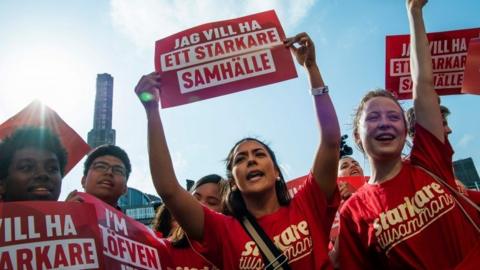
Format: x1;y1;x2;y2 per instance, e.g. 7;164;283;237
155;10;297;108
385;28;480;99
0;201;104;270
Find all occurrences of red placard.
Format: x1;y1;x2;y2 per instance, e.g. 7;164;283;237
462;38;480;94
286;175;368;197
0;100;90;174
0;201;104;269
154;10;297;108
77;193;171;269
286;175;307;197
386;28;480;99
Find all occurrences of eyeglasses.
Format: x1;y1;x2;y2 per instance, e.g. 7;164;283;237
91;161;126;177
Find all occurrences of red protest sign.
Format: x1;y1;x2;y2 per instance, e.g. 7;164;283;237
286;175;307;197
462;38;480;95
386;28;480;99
287;175;368;198
0;201;104;269
77;192;172;269
155;10;297;108
0;100;90;174
337;176;367;190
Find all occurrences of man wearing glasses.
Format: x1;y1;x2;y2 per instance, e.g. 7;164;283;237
78;144;131;208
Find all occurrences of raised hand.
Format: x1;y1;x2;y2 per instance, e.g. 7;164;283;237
284;32;316;68
338;182;357;200
134;72;162;112
407;0;428;11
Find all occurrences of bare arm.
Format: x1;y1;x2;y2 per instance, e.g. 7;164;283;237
135;73;204;240
408;0;444;142
285;33;340;199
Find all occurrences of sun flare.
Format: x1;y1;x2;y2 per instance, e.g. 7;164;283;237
0;42;93;117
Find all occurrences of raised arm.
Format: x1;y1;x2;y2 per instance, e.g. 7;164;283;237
285;33;340;199
408;0;444;142
135;73;204;240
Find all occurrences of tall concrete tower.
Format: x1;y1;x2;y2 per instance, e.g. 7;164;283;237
87;73;116;148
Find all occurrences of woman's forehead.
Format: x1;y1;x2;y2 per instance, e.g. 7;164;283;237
340;156;354;163
233;140;266;154
363;96;402;113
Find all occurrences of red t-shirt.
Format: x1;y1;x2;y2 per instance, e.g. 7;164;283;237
165;240;219;270
196;172;339;269
337;124;480;269
466;189;480;205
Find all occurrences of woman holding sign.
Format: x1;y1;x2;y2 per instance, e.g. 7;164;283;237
336;0;480;269
136;32;340;269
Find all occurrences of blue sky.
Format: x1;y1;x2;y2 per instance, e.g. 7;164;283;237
0;0;479;199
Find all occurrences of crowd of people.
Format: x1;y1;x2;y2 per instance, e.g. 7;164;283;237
1;0;479;269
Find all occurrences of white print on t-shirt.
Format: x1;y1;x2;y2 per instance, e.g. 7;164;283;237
238;220;312;269
373;182;455;253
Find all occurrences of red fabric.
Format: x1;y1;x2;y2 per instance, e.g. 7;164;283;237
466;189;480;205
77;192;173;269
197;172;339;269
0;100;90;174
455;240;480;270
166;240;219;270
328;203;344;249
462;38;480;95
337;124;480;269
329;176;368;246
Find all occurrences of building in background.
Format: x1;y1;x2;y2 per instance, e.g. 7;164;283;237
88;73;116;148
453;157;480;190
118;179;195;225
118;187;161;225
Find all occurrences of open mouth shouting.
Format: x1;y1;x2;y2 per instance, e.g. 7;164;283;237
350;169;361;176
246;170;265;181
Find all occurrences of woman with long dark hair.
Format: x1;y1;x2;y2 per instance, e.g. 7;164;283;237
135;32;340;269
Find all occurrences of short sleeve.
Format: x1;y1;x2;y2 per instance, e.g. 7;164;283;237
191;206;227;268
410;124;455;185
293;172;340;243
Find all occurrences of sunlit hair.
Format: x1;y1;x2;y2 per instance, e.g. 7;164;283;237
0;126;67;180
83;144;131;180
225;138;291;219
352;89;407;152
189;174;223;192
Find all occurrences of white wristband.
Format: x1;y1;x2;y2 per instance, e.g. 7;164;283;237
311;86;329;96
